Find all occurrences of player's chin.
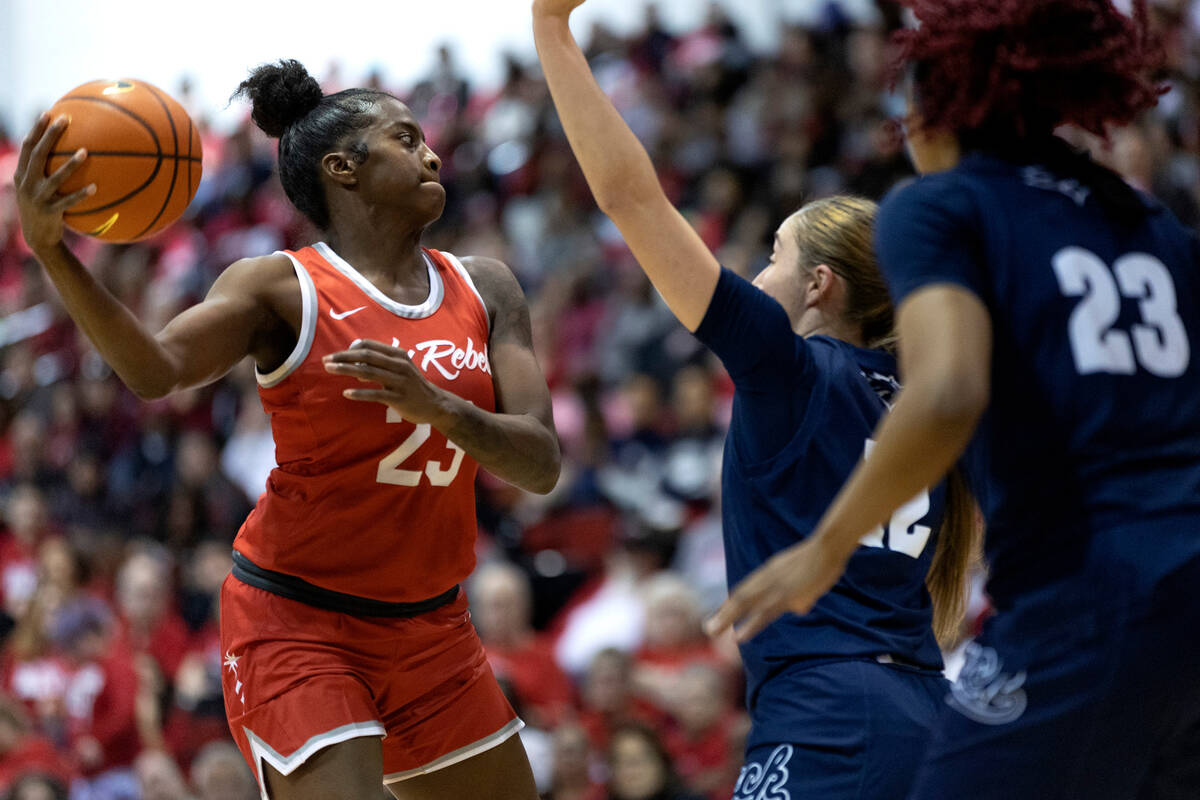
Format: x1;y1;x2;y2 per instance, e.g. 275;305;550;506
412;185;447;225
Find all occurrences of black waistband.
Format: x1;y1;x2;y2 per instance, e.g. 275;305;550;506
231;550;459;618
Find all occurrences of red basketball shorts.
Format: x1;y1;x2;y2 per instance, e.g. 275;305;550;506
218;575;521;793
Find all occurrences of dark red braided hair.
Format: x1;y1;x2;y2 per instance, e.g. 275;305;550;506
893;0;1166;139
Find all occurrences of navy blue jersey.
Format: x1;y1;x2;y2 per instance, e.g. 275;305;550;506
877;151;1200;608
694;269;946;711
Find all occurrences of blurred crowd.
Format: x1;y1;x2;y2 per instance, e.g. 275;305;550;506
0;1;1197;799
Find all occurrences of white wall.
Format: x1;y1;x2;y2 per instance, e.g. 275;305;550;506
0;0;880;136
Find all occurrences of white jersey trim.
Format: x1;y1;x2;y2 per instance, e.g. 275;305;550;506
314;241;444;319
256;252;317;388
244;720;386;800
441;252;491;334
381;717;524;784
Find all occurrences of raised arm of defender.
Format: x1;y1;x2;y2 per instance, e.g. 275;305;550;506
531;0;720;332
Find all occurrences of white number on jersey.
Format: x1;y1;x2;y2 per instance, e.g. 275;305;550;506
858;439;933;558
376;407;466;487
1052;247;1190;377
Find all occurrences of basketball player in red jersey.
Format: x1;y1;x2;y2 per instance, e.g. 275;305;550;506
12;60;558;800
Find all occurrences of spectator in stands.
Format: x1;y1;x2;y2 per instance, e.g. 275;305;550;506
0;697;72;796
0;485;54;621
541;723;602;800
661;664;743;800
632;575;727;719
576;649;655;753
5;773;68;800
606;723;702;800
51;597;140;799
473;561;574;728
189;741;256;800
133;749;192;800
113;548;189;685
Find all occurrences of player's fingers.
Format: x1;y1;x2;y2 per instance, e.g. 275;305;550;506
324;364;398;386
705;589;752;637
324;359;408;385
26;116;69;183
733;595;786;643
37;148;88;201
15;113;50;179
50;183;97;213
349;338;393;353
348;339;411;361
325;348;409;370
788;593;817;618
341;388;393;404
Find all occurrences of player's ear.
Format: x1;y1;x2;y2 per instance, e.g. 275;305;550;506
807;264;836;305
322;151;358;186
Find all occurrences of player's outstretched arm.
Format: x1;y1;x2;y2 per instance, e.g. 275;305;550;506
707;285;992;641
14;113;286;400
532;0;719;332
324;257;561;495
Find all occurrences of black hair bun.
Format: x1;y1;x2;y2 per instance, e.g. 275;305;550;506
234;59;323;138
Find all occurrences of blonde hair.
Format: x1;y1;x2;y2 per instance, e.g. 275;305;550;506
789;195;896;351
791;194;982;648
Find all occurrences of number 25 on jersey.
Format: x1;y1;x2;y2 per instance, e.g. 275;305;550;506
1052;247;1190;377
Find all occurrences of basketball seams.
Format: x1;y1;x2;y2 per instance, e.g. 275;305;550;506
132;83;182;239
56;95;162;151
61;102;166;215
51;80;201;241
48;150;201;161
61;92;166;218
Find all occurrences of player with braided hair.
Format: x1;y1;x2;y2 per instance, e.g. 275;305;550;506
710;1;1200;796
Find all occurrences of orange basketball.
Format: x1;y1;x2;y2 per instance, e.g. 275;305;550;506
44;79;202;243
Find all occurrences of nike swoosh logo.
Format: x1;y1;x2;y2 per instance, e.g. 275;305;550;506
329;306;367;320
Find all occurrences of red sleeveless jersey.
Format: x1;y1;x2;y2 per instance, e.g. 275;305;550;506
233;242;495;602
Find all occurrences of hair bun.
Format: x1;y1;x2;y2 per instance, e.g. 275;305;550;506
234;59;323;138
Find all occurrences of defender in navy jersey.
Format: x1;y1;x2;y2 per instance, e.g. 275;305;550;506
532;3;978;797
711;2;1200;798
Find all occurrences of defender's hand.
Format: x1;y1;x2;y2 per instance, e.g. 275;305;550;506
705;534;852;642
532;0;586;20
13;113;96;254
324;339;455;425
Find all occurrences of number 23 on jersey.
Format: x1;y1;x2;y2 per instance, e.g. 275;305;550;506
1052;246;1190;377
376;407;466;487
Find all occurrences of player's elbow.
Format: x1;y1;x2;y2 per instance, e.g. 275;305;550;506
127;378;174;402
528;444;563;495
593;174;664;221
922;367;990;432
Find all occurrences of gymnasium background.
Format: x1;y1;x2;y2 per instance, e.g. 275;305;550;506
0;1;1196;799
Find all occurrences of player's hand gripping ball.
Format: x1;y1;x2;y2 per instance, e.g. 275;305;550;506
41;79;203;242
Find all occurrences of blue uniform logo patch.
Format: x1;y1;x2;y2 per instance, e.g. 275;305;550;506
734;743;793;800
947;642;1028;725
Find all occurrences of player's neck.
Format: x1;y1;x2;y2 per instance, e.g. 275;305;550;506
325;217;428;283
795;310;865;347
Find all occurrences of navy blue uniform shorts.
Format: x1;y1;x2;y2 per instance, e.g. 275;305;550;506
911;537;1200;800
736;658;946;800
